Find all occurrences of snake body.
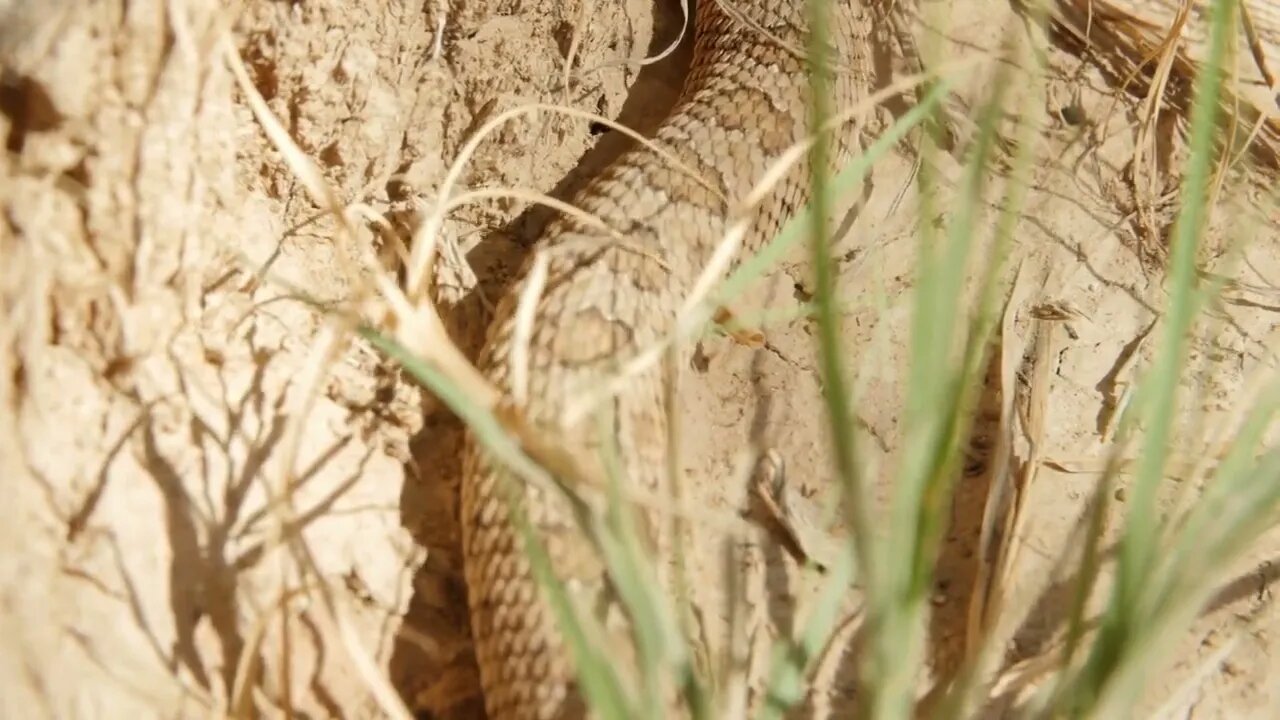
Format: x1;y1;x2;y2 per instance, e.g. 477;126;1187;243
458;2;871;718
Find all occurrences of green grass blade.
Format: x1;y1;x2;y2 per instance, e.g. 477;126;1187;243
593;407;694;720
749;7;955;719
1059;0;1239;713
715;79;955;308
360;327;637;719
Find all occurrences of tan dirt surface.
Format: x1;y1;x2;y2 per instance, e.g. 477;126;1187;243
2;0;1279;718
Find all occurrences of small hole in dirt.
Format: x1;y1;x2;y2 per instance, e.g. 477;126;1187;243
319;140;344;167
11;359;25;397
240;39;280;101
691;344;711;372
588;121;608;136
0;70;64;153
66;158;91;187
553;21;575;57
1057;104;1086;126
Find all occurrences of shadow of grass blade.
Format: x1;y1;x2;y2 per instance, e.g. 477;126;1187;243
360;327;636;719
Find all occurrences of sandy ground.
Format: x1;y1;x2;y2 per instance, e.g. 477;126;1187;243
2;0;1279;718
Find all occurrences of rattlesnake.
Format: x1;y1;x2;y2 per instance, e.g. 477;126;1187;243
457;1;872;718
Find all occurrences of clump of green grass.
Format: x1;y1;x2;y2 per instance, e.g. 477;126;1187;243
364;0;1280;717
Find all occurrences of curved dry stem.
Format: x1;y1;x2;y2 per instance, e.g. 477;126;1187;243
223;38;376;298
573;0;692;80
229;582;316;717
406;101;727;300
510;250;551;406
348;202;412;270
443;187;623;239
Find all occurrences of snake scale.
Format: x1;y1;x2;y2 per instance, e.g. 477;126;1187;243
458;1;871;718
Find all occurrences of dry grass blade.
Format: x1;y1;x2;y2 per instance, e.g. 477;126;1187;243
963;262;1042;669
1040;0;1280;170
